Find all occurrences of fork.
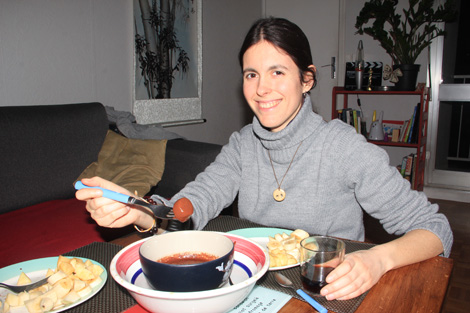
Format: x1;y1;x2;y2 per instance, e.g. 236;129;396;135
0;277;49;293
74;181;175;220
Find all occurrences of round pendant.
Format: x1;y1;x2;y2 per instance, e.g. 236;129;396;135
273;188;286;202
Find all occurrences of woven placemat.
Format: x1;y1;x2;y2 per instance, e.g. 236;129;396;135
61;216;373;313
64;242;137;313
204;216;374;313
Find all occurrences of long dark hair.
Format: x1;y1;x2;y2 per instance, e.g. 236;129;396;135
238;17;317;88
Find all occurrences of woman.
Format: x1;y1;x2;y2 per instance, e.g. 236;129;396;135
76;17;452;300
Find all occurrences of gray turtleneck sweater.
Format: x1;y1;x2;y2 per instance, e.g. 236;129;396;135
163;95;453;257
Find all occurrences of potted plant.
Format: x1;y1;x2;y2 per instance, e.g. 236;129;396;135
355;0;456;90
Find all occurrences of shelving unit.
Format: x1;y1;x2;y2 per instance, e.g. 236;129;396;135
331;86;429;191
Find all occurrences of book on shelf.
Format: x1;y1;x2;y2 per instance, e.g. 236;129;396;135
406;105;417;143
358;116;362;135
353;110;358;133
397;102;421;144
336;108;364;136
411;154;418;189
403;117;413;143
400;155;408;177
404;154;414;178
399;153;418;188
409;102;421;144
400;119;410;143
391;128;400;142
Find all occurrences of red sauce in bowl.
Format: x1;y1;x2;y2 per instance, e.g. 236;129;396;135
157;252;218;265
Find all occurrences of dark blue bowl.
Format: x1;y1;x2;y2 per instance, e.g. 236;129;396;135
139;231;235;292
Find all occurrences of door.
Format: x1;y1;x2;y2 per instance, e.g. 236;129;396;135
263;0;341;121
427;0;470;191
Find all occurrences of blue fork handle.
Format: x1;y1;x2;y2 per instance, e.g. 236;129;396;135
74;181;131;204
296;289;328;313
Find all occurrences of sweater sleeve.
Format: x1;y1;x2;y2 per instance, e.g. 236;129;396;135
332;122;453;257
164;131;243;230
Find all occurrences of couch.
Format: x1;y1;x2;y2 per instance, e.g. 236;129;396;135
0;102;225;268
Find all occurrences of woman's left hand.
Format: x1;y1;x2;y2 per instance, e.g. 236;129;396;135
319;248;388;300
319;229;444;300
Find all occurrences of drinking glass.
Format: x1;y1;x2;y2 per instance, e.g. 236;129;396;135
299;236;345;295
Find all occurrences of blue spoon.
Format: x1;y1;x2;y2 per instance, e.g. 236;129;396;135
274;272;328;313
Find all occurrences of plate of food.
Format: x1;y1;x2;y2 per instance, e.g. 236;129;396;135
0;256;107;313
227;228;310;271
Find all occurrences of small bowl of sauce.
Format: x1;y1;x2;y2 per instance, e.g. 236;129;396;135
139;231;235;292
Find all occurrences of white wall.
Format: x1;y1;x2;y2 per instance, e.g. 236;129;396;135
0;0;259;146
168;0;260;144
0;0;133;111
0;0;431;149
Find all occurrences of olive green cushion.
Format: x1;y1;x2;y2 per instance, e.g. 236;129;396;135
77;130;166;196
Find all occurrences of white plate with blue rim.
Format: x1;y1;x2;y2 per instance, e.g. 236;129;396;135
0;256;107;313
227;227;300;271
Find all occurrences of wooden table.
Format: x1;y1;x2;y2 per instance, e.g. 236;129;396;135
112;232;453;313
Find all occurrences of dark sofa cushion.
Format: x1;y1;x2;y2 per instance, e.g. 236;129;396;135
153;139;236;217
0;103;108;214
154;139;223;198
0;198;133;268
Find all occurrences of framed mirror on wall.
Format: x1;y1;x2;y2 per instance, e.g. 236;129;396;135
132;0;203;126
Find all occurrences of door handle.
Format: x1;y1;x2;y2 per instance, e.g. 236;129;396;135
331;57;336;79
321;57;336;79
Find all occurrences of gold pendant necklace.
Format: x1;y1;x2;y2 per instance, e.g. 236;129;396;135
267;141;303;202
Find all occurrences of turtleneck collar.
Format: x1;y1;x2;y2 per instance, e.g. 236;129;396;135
252;94;323;150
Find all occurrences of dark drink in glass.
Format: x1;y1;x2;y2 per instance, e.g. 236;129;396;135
299;236;345;296
300;262;335;294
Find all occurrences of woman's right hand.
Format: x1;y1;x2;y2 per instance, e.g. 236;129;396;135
75;176;153;229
